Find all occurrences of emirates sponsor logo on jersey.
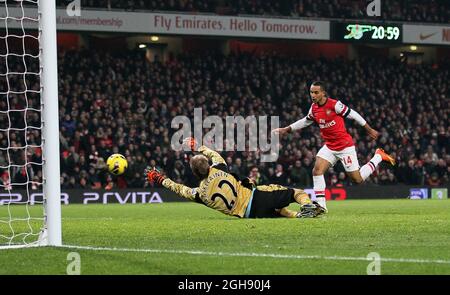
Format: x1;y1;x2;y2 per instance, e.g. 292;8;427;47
319;120;336;129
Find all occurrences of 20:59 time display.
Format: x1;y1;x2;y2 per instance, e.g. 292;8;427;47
334;23;402;43
345;24;400;40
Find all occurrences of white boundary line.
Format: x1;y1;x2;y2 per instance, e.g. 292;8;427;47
59;244;450;265
0;243;41;250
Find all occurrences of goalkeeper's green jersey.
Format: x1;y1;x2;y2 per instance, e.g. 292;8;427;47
162;146;253;218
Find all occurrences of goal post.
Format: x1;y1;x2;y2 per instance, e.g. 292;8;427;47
0;0;61;248
40;0;62;246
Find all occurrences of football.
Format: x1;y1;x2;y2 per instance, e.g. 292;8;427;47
106;154;128;175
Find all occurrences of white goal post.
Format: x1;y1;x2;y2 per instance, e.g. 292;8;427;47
0;0;61;248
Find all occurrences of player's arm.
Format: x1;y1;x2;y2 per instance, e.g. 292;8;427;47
183;137;226;165
162;178;198;202
198;145;226;165
335;101;379;140
273;107;314;136
145;167;199;202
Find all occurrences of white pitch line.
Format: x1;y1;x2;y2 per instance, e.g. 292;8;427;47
60;244;450;265
61;217;114;220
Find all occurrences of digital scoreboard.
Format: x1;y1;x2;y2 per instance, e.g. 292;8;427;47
333;22;402;43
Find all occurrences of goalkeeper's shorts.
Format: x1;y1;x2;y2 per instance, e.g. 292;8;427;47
246;184;295;218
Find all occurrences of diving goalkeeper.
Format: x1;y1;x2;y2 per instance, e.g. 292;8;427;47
145;138;325;218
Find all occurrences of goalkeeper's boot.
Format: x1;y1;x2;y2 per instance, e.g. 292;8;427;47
297;203;319;218
375;148;396;166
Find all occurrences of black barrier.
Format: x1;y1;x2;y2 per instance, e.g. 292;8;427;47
0;186;448;205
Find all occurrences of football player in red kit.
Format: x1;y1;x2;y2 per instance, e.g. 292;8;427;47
273;81;395;212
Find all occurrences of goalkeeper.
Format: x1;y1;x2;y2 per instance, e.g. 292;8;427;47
145;138;325;218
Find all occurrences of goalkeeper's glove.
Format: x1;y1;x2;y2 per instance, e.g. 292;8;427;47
183;137;198;151
144;167;166;185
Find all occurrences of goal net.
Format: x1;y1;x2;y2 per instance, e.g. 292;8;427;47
0;0;61;248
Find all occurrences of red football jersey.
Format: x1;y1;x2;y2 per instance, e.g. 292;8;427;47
307;98;354;151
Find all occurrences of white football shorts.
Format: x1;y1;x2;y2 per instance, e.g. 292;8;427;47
316;145;360;172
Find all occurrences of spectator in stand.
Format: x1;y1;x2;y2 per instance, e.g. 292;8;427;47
290;160;311;187
403;159;422;185
273;164;288;186
229;157;246;180
248;166;267;186
427;172;442;186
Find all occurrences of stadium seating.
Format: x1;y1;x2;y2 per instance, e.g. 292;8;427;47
51;50;448;189
55;0;450;24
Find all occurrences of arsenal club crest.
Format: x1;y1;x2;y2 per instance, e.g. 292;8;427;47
326;109;332;116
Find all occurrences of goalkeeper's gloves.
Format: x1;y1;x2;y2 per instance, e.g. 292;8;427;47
144;167;166;185
183;137;198;151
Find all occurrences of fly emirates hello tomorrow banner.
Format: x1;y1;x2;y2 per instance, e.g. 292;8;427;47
1;7;330;40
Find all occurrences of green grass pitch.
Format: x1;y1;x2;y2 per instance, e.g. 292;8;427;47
1;199;450;274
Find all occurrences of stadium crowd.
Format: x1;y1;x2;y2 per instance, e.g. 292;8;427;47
54;0;450;23
52;49;448;189
0;45;448;190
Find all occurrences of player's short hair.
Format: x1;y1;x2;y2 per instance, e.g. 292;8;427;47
190;155;210;180
311;81;327;93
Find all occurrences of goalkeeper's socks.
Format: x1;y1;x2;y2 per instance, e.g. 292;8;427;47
293;189;312;205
